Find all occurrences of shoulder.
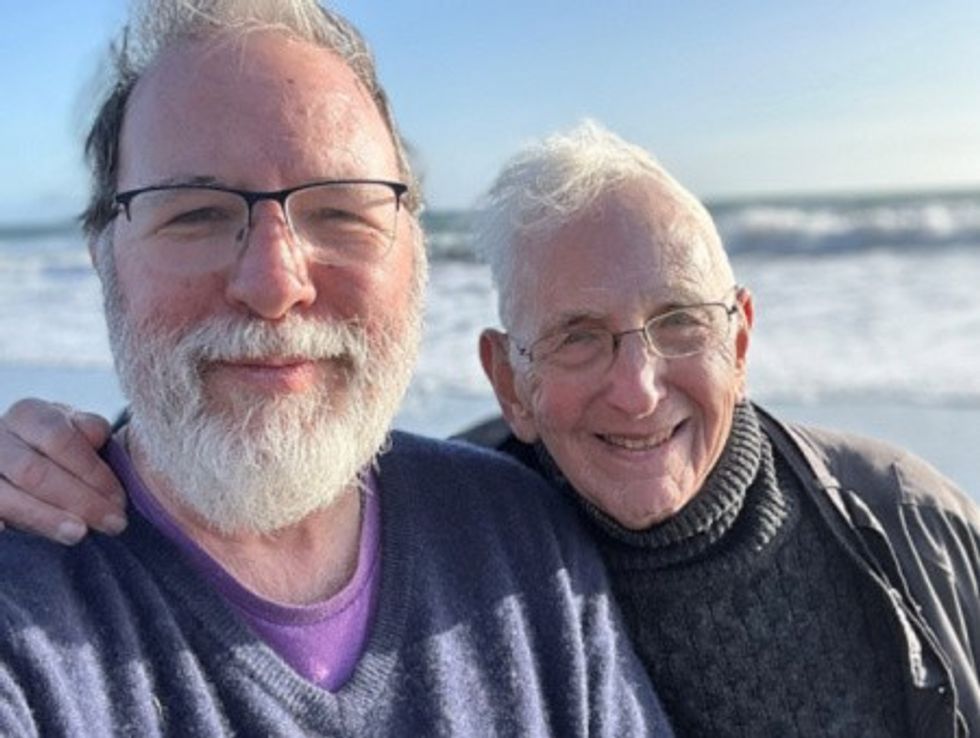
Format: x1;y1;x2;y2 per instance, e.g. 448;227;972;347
451;415;544;471
373;440;667;736
0;531;94;590
0;532;116;635
0;520;180;633
379;431;601;572
383;430;562;505
0;531;56;582
783;421;979;527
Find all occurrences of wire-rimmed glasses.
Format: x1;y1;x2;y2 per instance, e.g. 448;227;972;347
512;290;741;378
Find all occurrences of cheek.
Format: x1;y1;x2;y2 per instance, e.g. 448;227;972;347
525;375;593;437
114;253;224;330
310;265;375;322
321;236;420;327
676;356;740;458
679;348;738;407
528;381;600;493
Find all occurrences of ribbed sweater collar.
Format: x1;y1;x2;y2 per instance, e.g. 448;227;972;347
539;402;776;565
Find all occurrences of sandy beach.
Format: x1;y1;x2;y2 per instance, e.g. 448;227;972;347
1;363;975;500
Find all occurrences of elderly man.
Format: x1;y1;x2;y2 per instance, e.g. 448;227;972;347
0;4;673;737
3;122;977;737
471;122;979;737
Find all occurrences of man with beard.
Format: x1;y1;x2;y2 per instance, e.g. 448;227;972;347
0;3;672;737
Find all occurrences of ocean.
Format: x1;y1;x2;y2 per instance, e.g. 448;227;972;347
1;190;978;493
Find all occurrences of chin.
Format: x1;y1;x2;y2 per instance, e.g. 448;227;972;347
610;479;698;530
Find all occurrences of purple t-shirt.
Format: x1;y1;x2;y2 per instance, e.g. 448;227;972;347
104;439;381;692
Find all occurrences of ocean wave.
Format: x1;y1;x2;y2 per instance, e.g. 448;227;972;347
715;196;980;256
0;238;90;274
419;191;980;261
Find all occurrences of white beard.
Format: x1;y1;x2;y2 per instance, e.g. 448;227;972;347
99;262;421;535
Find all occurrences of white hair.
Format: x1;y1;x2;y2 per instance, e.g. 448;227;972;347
472;120;732;330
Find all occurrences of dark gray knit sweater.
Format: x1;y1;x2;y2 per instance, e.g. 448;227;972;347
548;404;912;738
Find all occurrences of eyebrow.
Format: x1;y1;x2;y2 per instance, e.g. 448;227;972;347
143;175;223;188
534;290;719;337
657;284;709;305
537;310;606;336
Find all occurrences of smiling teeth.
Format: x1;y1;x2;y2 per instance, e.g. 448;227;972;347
601;429;673;450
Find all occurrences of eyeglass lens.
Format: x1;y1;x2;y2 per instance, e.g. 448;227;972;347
118;182;400;273
533;304;733;374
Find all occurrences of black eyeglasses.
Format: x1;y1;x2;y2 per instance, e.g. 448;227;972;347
112;179;408;274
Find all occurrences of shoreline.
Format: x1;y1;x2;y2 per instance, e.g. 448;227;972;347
1;363;975;498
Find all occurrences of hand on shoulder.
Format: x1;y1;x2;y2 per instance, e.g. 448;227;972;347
0;398;127;544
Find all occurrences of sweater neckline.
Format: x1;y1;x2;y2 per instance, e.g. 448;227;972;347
545;403;792;570
113;433;420;731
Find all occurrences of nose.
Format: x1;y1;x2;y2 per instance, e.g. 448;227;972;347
603;331;666;417
224;200;316;319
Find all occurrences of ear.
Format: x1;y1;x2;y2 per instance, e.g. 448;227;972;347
87;228;113;271
479;328;540;443
733;286;754;400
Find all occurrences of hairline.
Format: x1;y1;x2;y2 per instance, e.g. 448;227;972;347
82;2;421;245
471;121;735;334
501;172;734;337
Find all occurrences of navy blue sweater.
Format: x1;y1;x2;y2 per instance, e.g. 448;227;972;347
0;432;671;737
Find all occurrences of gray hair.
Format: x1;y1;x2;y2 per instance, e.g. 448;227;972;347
473;120;731;330
81;0;420;239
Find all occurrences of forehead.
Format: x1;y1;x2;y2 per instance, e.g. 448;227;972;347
117;30;398;189
516;181;723;333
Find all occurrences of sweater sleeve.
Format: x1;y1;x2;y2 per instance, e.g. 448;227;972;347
547;494;674;738
0;657;38;738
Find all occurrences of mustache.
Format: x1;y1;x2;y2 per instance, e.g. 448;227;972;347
165;314;371;367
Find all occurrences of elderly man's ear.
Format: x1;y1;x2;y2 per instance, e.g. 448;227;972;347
734;287;755;400
479;329;540;444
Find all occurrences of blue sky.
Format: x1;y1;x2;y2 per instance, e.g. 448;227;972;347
2;0;978;222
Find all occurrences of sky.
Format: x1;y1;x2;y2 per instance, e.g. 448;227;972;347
1;0;978;223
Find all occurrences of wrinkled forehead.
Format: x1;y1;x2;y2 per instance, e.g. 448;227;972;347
511;183;730;335
118;31;399;187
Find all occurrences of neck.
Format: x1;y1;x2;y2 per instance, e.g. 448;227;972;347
127;434;363;606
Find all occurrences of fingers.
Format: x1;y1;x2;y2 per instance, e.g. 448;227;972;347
0;476;91;545
0;398;128;542
66;408;116;449
4;399;126;503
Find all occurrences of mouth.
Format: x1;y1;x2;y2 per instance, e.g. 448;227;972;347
218;356;312;369
596;420;684;451
205;356;324;393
